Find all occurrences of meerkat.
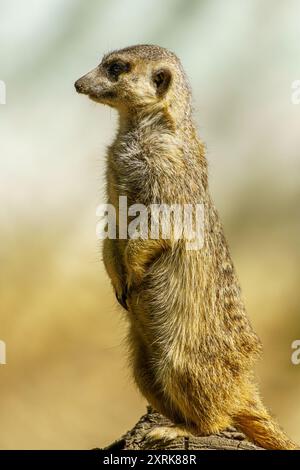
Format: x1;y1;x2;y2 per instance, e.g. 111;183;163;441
75;44;296;450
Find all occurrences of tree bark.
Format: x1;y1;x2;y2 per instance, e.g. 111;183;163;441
104;407;263;450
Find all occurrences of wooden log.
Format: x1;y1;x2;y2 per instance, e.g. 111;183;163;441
104;407;263;450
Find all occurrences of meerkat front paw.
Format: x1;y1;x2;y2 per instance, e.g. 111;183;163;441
141;426;191;449
115;282;134;311
115;290;128;310
115;284;130;310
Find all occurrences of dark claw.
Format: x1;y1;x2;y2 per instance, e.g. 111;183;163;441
115;285;129;310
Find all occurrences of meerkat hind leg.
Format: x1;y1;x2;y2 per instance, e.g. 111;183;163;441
141;425;193;449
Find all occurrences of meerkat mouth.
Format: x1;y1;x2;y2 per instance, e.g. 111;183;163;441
88;90;117;103
88;95;103;104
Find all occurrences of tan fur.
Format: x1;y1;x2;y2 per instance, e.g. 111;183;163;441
75;44;297;450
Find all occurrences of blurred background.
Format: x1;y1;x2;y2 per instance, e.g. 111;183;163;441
0;0;299;449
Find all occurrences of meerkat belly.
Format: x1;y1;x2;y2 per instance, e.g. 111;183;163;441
127;252;246;425
128;317;241;431
128;323;187;423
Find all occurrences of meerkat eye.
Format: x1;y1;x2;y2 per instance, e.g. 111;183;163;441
152;68;172;96
106;61;130;80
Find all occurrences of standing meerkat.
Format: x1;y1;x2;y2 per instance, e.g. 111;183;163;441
75;44;296;450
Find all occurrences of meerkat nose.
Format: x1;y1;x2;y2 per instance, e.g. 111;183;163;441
74;79;85;93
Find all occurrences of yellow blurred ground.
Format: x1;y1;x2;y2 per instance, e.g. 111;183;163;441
0;211;299;448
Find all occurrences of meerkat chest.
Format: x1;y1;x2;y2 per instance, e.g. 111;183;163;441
108;127;185;202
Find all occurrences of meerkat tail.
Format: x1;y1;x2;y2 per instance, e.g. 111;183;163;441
234;400;297;450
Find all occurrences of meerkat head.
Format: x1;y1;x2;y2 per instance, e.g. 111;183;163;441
75;44;191;122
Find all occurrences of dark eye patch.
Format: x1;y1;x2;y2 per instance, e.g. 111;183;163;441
106;60;131;80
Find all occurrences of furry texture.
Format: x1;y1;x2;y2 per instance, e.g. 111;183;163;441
75;44;296;450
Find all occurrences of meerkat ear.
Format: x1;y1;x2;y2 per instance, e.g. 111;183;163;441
152;68;172;96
